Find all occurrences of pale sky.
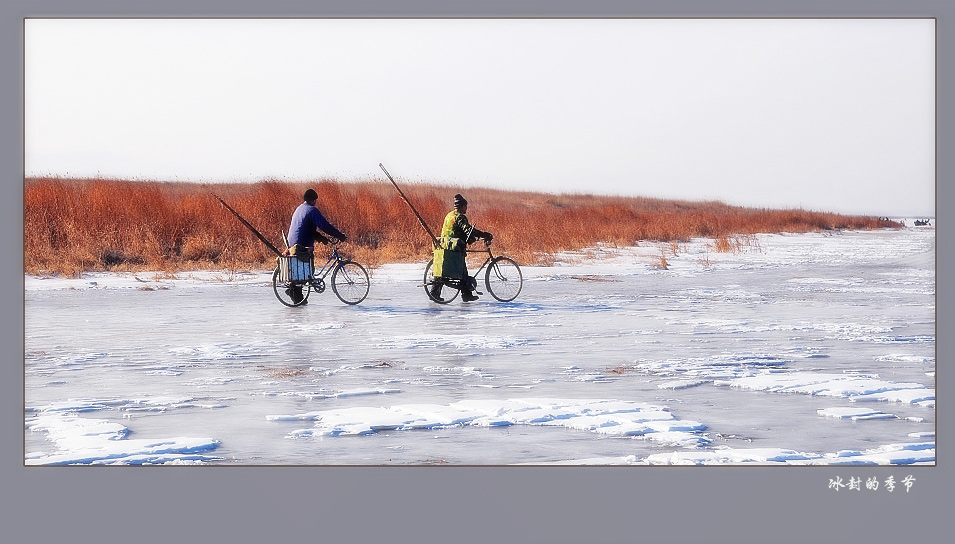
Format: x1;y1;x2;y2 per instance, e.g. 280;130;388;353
25;18;935;216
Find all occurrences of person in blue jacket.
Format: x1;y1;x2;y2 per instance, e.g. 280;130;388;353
285;188;347;303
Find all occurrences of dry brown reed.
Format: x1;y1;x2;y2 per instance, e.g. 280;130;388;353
24;177;901;276
711;233;763;254
258;365;308;379
654;249;670;270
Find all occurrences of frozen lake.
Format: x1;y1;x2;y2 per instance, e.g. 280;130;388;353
24;225;935;465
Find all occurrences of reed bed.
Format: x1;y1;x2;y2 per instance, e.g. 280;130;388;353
24;177;900;276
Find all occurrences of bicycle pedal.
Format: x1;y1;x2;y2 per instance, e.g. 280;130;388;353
476;290;484;295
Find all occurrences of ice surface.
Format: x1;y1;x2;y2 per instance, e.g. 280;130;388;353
25;225;935;464
535;442;936;466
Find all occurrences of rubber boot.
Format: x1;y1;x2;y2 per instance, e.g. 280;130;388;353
429;282;444;302
288;285;304;304
462;275;479;302
462;286;479;302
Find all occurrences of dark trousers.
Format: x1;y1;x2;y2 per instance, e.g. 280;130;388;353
460;264;474;295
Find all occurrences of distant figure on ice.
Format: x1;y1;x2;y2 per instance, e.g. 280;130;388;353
429;193;493;302
285;188;347;303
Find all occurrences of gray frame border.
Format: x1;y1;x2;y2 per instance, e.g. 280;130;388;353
4;2;947;543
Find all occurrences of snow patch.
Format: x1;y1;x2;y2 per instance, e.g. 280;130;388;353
717;370;934;405
817;407;897;420
275;398;710;447
26;412;221;465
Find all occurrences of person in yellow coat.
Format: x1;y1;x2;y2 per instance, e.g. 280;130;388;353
430;193;492;302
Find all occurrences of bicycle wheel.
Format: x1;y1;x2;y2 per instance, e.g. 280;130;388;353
331;260;370;305
424;258;460;304
272;267;310;307
485;256;522;302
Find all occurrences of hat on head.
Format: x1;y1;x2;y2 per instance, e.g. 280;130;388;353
303;189;318;202
453;193;468;209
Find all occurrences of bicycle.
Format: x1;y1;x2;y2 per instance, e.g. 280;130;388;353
423;240;523;303
272;242;369;306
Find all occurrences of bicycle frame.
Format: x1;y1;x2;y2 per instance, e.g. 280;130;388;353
435;242;495;290
464;245;495;278
281;244;346;288
311;246;346;284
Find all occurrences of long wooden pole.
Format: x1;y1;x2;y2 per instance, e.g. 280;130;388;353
379;163;439;248
212;193;284;257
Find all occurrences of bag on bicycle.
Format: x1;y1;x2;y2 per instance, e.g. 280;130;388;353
277;254;314;282
433;248;465;279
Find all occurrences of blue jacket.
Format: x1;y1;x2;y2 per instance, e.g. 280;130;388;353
287;202;345;250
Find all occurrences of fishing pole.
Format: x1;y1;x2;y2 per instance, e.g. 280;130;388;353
379;163;439;248
212;193;284;257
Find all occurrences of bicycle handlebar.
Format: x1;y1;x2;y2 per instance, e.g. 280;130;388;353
465;240;494;255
